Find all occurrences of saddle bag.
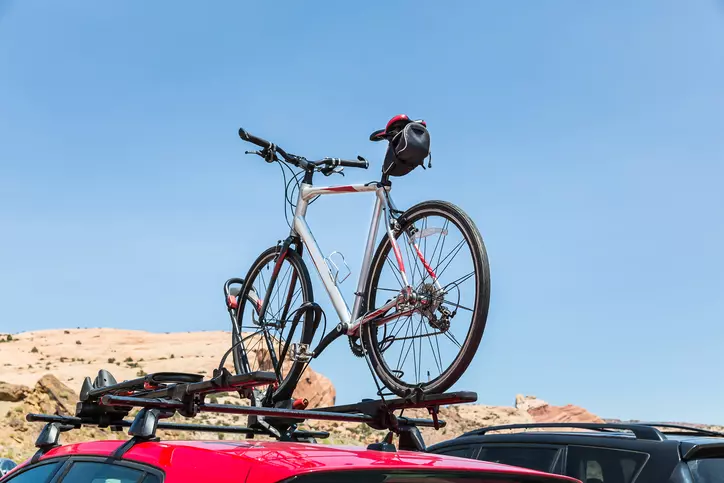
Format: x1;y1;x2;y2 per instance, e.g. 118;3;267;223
382;122;431;177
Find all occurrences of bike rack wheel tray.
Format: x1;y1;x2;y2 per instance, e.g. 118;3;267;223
26;367;478;459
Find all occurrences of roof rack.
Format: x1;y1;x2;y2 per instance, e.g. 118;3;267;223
26;367;477;459
460;422;667;441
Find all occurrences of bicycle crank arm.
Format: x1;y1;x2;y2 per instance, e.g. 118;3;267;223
312;322;349;359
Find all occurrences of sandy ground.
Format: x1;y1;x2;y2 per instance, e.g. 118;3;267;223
0;328;239;389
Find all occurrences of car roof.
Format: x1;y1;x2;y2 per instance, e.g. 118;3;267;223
34;439;579;482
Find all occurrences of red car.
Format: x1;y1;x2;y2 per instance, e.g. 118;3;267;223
0;438;581;483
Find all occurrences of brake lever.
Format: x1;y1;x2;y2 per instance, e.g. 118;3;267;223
322;166;345;177
246;146;278;163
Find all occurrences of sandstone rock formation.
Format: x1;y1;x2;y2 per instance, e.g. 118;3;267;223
515;394;604;424
0;382;29;402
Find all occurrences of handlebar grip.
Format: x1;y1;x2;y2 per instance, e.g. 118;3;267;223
238;128;271;149
339;157;369;169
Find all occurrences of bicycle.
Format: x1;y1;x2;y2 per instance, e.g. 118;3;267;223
224;114;490;407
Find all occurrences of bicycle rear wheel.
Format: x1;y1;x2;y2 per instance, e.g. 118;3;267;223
232;245;315;403
361;200;490;397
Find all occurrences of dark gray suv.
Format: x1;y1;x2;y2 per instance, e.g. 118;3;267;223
427;422;724;483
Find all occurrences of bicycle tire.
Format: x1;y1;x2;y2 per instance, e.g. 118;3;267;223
232;245;315;403
361;200;490;397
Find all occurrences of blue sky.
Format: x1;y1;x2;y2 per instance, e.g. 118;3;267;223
1;1;723;423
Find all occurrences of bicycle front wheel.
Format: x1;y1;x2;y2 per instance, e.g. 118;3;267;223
232;245;315;403
361;200;490;397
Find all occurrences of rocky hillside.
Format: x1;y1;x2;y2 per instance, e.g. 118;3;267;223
0;329;719;463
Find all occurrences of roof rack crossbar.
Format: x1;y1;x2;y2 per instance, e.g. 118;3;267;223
100;394;448;429
319;391;477;417
461;422;665;441
26;413;330;439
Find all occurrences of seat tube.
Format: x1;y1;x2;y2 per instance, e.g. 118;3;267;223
350;189;385;321
381;190;410;288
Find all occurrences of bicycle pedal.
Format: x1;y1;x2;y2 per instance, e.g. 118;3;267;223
291;343;313;363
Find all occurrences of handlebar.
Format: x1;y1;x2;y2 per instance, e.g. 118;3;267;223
238;127;368;173
238;128;270;150
316;157;369;170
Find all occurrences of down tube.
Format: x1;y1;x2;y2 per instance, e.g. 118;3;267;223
293;216;352;325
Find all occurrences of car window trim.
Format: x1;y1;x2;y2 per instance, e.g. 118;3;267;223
0;457;68;483
52;456;165;483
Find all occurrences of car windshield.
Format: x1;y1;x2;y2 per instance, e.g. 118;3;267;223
283;470;567;483
688;458;724;483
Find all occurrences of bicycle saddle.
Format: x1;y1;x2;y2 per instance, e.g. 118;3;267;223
369;114;426;142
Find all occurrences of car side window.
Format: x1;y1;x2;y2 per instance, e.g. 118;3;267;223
58;462;161;483
565;445;648;483
477;446;562;473
2;461;63;482
433;445;479;459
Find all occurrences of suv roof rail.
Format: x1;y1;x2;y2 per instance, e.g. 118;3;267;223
459;422;666;441
634;422;724;438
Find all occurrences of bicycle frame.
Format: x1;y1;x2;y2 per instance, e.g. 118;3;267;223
292;182;403;336
244;177;444;366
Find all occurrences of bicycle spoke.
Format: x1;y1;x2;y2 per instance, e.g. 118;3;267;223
443;300;474;312
394;319;414;371
384;254;405;288
415;316;423;383
423;217;429;270
403;230;425;286
258;269;269;307
426;219;447;276
270;264;293;314
432;239;467;281
432;324;444;374
387;312;414;344
270;286;301;322
441;328;463;349
444;270;476;290
434;219;451;272
399;317;424;374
